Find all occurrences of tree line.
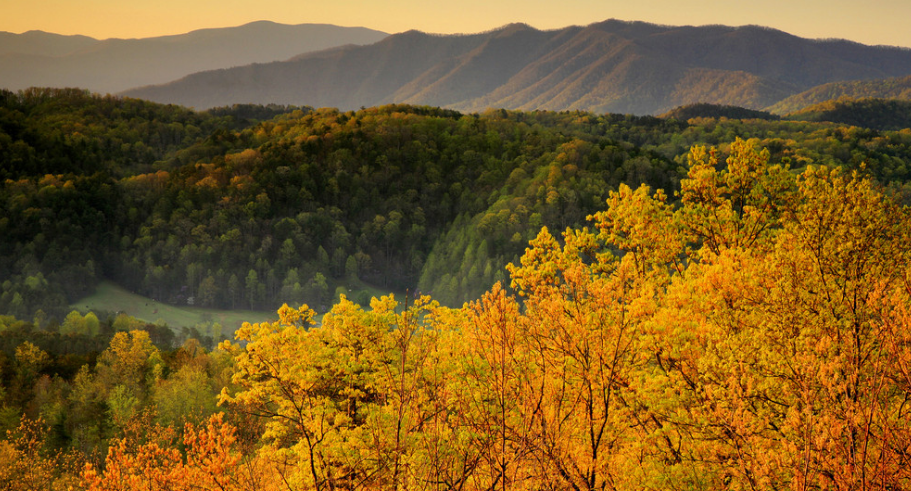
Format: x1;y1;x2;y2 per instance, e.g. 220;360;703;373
4;90;911;321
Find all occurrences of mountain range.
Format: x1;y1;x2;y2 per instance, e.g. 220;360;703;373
122;20;911;114
6;19;911;115
0;21;388;94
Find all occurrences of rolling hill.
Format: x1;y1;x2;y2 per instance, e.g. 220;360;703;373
767;74;911;114
783;97;911;130
658;103;779;121
123;20;911;114
0;21;388;94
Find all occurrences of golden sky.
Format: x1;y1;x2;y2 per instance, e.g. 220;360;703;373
4;0;910;48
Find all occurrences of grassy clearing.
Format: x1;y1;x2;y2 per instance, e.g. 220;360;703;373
71;281;276;335
72;280;409;335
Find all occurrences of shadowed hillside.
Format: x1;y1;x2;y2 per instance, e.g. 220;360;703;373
123;20;911;114
659;102;779;121
767;74;911;114
784;97;911;130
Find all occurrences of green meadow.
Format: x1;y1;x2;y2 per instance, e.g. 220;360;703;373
70;281;276;335
71;280;409;335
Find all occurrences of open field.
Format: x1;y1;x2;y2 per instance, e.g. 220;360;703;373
71;281;277;335
71;280;410;335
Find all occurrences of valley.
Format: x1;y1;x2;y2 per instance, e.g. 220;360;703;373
2;13;911;491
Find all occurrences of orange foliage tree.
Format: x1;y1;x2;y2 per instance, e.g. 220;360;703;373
0;417;81;491
82;412;285;491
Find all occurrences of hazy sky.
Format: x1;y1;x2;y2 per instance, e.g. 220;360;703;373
5;0;911;48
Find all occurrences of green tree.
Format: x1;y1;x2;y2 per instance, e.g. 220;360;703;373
245;269;261;310
309;272;329;306
345;255;359;280
59;310;87;336
153;364;218;427
198;275;218;307
84;312;100;337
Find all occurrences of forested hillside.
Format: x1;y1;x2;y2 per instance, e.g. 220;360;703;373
767;74;911;114
659;102;779;121
6;88;911;324
2;136;909;490
783;97;911;130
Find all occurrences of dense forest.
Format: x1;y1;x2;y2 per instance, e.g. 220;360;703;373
5;88;911;326
658;103;779;121
783;97;911;131
2;134;909;490
767;74;911;115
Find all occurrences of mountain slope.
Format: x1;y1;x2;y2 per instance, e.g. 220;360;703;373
784;97;911;130
767;75;911;114
123;20;911;114
0;21;388;94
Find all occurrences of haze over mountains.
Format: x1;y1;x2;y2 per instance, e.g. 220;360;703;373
6;19;911;115
122;20;911;115
0;21;388;94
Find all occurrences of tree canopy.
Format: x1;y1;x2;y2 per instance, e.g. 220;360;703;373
6;92;911;322
1;133;910;489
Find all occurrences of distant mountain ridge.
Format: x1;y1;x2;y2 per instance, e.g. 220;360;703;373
122;20;911;114
0;22;389;94
0;30;97;57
